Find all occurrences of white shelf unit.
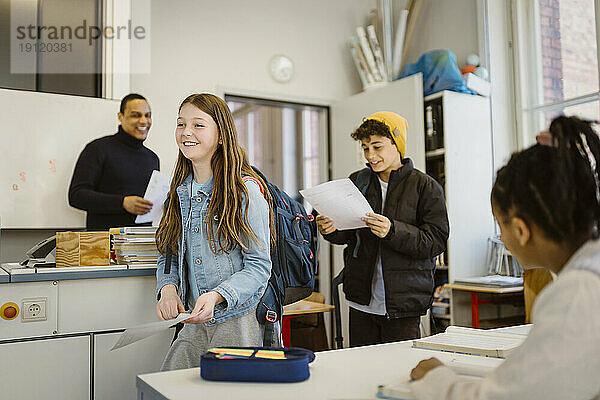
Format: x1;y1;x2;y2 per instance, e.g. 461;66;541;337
423;90;496;326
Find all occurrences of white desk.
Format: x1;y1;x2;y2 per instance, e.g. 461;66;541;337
136;339;505;400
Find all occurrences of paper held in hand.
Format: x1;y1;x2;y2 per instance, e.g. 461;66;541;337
135;170;171;224
110;311;201;351
300;178;374;230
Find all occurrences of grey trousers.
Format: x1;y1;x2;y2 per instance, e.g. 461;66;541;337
161;310;262;371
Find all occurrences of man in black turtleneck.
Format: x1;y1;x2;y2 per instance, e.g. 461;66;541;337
68;93;160;230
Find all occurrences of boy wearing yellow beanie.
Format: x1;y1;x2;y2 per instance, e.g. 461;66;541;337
317;111;449;346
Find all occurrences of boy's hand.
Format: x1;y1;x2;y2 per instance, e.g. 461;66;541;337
362;213;391;238
316;215;337;235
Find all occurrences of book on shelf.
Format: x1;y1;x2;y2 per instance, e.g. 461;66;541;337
366;24;387;81
412;325;527;358
453;275;523;288
356;26;382;82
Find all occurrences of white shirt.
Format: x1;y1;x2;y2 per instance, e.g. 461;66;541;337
411;239;600;400
348;178;388;316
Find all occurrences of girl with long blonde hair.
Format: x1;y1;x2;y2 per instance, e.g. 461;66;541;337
155;93;274;371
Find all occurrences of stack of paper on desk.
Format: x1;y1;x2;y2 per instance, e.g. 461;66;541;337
412;326;526;358
454;275;523;288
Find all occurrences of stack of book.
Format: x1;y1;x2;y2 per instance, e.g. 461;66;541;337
454;275;523;288
109;226;159;268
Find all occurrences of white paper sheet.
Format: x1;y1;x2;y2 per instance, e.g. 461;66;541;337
135;170;171;224
110;311;201;351
300;178;374;230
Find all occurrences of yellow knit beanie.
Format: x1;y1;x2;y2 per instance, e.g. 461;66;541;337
365;111;408;158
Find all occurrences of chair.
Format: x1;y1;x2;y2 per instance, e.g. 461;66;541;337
523;268;555;323
290;292;330;351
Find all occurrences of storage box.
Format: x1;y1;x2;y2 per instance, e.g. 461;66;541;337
463;73;491;97
56;231;110;267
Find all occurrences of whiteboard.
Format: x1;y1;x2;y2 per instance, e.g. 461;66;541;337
0;88;121;228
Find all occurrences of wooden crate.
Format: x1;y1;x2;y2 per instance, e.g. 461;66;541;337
56;231;110;267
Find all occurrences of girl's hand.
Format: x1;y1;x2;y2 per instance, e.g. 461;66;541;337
316;215;337;235
184;291;225;324
410;358;444;381
362;213;392;238
156;284;185;320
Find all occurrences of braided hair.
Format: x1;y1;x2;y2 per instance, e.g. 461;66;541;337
492;116;600;244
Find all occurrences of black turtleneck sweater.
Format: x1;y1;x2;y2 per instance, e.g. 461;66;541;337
68;126;160;230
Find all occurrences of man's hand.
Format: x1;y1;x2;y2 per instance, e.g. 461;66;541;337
362;213;392;238
123;196;153;215
156;284;185;320
410;358;444;381
316;215;337;235
184;291;225;324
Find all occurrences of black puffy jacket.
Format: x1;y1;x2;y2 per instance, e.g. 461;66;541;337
324;158;449;318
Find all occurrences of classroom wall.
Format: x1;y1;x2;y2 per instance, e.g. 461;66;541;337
0;0;376;263
130;0;377;178
403;0;481;67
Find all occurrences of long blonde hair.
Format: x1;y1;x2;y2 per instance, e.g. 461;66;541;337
156;93;275;255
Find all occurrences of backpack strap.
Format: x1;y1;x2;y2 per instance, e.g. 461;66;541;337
162;197;173;275
353;168;372;258
242;176;266;197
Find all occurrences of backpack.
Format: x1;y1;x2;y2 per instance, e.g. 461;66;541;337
243;167;318;346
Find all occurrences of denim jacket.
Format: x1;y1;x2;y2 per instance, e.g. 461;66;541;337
156;173;271;325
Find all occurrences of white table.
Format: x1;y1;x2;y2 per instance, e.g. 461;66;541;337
136;339;505;400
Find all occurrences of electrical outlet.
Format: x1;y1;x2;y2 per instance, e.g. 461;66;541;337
21;297;47;322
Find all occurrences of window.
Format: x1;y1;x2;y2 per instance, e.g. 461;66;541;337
0;0;102;97
513;0;600;146
0;0;148;99
225;95;329;210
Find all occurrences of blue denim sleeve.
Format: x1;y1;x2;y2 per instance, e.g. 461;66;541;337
214;180;272;308
156;250;180;300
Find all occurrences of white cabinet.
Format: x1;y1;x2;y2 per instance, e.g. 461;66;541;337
0;336;90;400
0;275;170;399
423;91;495;326
94;330;172;400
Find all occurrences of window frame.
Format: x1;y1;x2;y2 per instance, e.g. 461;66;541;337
511;0;600;148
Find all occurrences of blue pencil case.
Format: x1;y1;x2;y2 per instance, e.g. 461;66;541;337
200;346;315;383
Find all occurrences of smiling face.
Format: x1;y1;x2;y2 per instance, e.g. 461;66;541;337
118;99;152;140
360;134;402;175
175;103;220;164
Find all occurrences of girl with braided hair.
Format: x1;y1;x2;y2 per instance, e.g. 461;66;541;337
409;116;600;399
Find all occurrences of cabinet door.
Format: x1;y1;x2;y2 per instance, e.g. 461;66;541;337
0;336;90;400
329;74;425;347
94;330;173;400
330;74;425;180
